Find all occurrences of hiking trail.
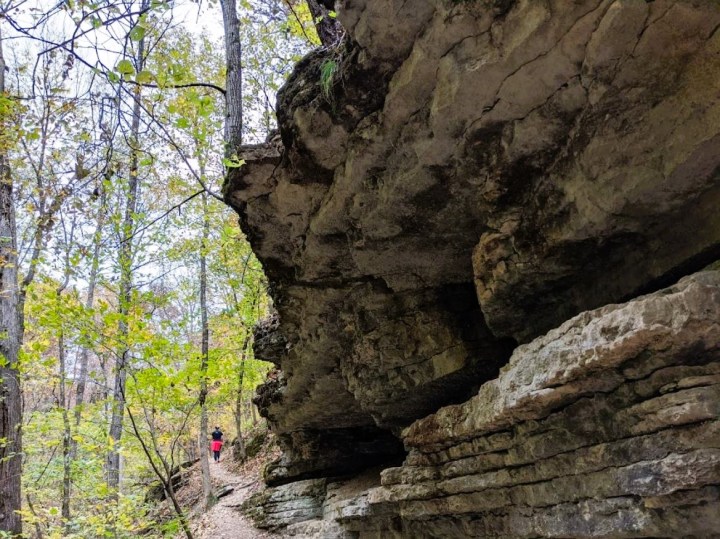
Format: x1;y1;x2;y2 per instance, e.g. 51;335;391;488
191;457;278;539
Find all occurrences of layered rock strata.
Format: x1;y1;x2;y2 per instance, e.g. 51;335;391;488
245;270;720;537
224;0;720;485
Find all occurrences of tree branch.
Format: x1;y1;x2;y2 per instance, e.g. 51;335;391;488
125;79;226;95
118;189;205;246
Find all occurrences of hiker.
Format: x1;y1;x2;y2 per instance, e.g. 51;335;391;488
211;426;223;463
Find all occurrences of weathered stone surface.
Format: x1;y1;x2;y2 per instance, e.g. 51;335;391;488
404;270;720;449
243;429;268;460
242;478;327;530
367;271;720;537
224;0;720;485
243;271;720;537
253;313;286;366
251;468;397;538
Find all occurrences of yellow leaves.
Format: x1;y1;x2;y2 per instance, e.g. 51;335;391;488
15;508;43;527
0;93;23;153
285;1;321;46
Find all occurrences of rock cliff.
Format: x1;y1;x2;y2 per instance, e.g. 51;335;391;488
223;0;720;535
247;270;720;537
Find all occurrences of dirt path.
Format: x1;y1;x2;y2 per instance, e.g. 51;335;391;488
191;458;279;539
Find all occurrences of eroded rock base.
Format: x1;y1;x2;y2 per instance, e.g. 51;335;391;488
244;271;720;538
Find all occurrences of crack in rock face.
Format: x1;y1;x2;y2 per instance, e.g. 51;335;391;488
223;0;720;496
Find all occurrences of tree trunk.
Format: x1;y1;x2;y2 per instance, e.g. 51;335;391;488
107;13;146;493
59;330;72;525
198;192;213;509
233;336;251;462
233;384;245;462
57;225;74;528
234;390;242;441
74;187;106;429
0;24;23;537
307;0;344;47
220;0;243;157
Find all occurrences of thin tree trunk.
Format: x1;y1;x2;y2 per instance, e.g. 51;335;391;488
68;189;104;511
220;0;243;157
198;192;213;509
234;392;242;440
57;222;75;528
59;330;72;525
25;494;43;539
74;188;106;429
233;336;251;462
107;13;147;493
18;189;68;309
0;24;23;537
233;386;244;461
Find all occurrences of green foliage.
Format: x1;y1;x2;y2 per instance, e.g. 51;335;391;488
222;156;245;169
136;69;155;84
320;59;338;101
284;1;321;46
238;1;315;140
20;216;272;535
5;0;308;535
130;25;147;42
116;59;136;76
0;93;22;153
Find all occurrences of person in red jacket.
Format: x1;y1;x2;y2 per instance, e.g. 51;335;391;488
211;426;223;463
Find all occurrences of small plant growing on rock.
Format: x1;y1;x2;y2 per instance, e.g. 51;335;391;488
319;58;338;102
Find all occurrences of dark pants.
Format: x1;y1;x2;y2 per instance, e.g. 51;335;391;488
213;450;221;462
